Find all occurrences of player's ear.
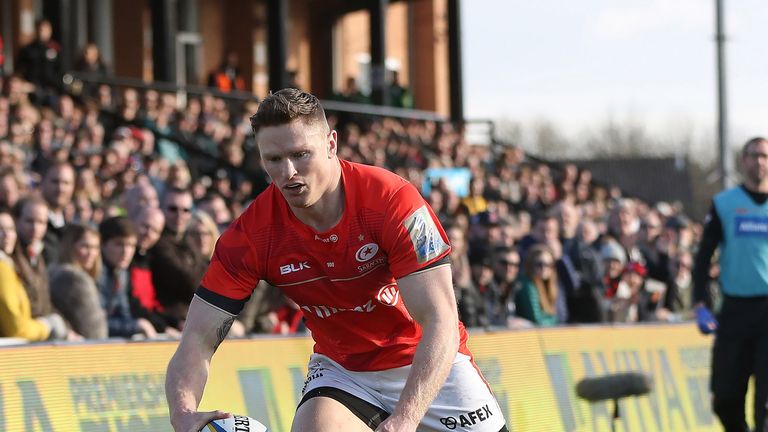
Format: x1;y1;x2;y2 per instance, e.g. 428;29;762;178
327;130;338;158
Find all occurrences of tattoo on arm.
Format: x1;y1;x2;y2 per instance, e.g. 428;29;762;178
214;317;235;351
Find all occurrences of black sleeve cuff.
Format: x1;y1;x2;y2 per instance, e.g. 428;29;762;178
195;286;249;315
413;255;451;274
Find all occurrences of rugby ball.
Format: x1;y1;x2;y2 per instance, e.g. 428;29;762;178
200;415;269;432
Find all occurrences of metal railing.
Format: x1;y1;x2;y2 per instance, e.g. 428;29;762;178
63;72;448;122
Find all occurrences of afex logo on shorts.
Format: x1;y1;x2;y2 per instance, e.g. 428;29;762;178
440;404;494;429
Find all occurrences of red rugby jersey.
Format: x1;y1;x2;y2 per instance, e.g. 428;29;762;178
199;160;470;371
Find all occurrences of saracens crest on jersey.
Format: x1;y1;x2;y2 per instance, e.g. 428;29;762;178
404;205;450;264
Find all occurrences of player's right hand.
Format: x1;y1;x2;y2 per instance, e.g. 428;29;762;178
170;409;230;432
695;305;718;335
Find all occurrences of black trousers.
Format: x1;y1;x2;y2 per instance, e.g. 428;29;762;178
711;295;768;432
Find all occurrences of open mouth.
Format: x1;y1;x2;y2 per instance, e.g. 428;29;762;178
284;183;305;193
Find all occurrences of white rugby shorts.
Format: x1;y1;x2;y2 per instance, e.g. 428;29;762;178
300;352;507;431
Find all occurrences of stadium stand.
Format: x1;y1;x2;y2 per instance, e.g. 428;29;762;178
0;68;703;342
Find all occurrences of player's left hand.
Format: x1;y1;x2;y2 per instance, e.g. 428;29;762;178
375;415;419;432
695;305;718;335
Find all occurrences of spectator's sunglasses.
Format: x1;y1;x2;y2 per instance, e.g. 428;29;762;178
167;205;192;213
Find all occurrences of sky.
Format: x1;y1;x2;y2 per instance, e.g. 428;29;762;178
461;0;768;159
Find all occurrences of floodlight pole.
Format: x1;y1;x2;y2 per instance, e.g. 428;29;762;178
715;0;730;189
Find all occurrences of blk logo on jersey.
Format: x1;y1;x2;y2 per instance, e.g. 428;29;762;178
356;243;380;262
404;205;450;264
377;283;400;306
280;261;312;275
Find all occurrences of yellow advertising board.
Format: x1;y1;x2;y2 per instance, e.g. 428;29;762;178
0;324;724;432
533;325;724;432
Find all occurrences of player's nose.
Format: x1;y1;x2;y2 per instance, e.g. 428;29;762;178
281;159;298;180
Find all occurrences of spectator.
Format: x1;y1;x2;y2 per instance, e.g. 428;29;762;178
600;239;627;300
129;206;164;302
40;162;76;264
467;212;498;264
637;209;672;285
185;211;220;262
606;198;642;263
268;297;305;335
462;177;488;217
197;192;233;232
666;214;694;252
69;193;94;224
113;87;140;128
95;83;114;110
0;166;22;210
75;168;102;205
167;161;193;190
150;187;207;327
0;210;15;260
661;250;694;321
131;207;165;267
554;202;604;323
608;262;660;323
515;244;566;326
237;281;297;334
73;42;108;99
49;223;108;339
126;207;179;337
97;216;156;338
15;19;62;98
486;246;530;328
446;224;473;302
155;111;187;164
207;50;245;92
387;70;413;108
578;218;601;248
122;179;160;220
141;89;160;121
333;76;369;104
461;256;492;328
498;217;519;249
185;210;246;337
12;195;52;320
518;212;561;260
0;209;70;341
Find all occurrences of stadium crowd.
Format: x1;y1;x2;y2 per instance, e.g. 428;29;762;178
0;28;707;342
